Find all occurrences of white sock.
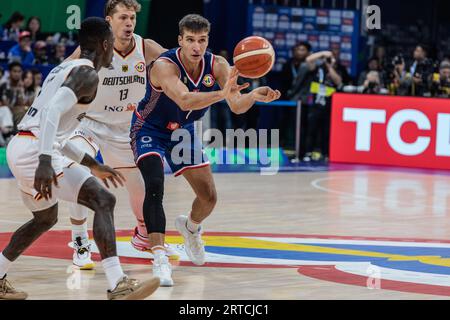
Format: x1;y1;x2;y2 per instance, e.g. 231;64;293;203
72;222;89;243
0;253;12;278
152;246;166;262
187;215;201;233
102;256;125;290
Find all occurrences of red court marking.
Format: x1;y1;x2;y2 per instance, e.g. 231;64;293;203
298;265;450;297
0;230;297;268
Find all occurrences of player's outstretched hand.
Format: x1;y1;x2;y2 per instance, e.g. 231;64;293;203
34;155;58;200
222;67;249;99
91;164;126;189
251;87;281;103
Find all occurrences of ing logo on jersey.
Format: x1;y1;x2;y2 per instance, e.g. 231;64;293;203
135;62;145;73
122;65;129;72
202;74;215;87
4;230;450;297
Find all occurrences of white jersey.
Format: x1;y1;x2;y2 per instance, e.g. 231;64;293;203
84;33;147;126
18;58;93;147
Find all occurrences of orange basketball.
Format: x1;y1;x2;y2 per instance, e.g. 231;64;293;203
233;36;275;79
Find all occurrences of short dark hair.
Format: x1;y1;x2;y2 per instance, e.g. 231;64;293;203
294;41;312;52
179;14;211;35
416;44;429;55
79;17;112;52
5;11;25;29
8;61;22;71
104;0;141;17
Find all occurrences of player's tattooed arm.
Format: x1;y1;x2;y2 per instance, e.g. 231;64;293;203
214;55;281;114
144;39;167;65
62;66;99;102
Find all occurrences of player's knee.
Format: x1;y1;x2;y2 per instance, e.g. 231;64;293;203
144;176;164;201
34;205;58;229
200;186;217;208
139;156;165;202
94;189;116;213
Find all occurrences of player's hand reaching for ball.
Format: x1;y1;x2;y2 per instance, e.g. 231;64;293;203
222;67;250;99
91;164;126;189
251;87;281;103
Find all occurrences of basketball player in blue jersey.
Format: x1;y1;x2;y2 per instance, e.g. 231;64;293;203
130;14;281;286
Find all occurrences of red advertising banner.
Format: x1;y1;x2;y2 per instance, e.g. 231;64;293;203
330;93;450;170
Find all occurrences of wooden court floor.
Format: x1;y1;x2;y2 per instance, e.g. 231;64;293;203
1;169;450;300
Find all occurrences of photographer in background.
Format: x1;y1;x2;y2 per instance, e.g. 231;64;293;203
386;55;412;96
430;61;450;98
358;57;385;87
409;44;433;96
344;71;388;95
302;50;342;162
281;42;312;99
279;42;312;152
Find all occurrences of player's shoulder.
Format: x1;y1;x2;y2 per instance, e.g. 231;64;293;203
152;57;179;72
67;64;99;88
211;55;230;76
213;55;230;67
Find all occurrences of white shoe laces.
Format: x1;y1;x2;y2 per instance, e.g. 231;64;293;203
189;232;205;255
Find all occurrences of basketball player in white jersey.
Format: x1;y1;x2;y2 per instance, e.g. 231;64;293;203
0;17;160;300
66;0;176;270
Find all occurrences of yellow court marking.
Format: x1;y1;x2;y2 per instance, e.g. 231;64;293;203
115;235;450;268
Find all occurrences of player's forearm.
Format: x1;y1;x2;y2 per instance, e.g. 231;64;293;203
80;153;101;170
178;91;225;111
60;140;89;164
227;92;256;115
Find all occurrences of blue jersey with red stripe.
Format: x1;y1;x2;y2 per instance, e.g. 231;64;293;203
131;47;217;135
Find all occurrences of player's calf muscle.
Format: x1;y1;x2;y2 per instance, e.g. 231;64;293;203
2;205;58;261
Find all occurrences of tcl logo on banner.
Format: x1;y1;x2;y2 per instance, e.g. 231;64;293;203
330;93;450;170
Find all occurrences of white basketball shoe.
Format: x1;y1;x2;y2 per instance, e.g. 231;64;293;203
175;215;205;265
152;255;174;287
72;237;95;270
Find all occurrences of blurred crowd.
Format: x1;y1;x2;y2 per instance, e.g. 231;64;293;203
1;11;449;163
0;11;76;146
279;41;450;162
1;12;74;65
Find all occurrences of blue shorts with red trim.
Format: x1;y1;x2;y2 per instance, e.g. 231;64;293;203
132;122;209;177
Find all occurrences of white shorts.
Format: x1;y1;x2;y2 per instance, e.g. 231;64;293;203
69;117;136;169
6;133;92;211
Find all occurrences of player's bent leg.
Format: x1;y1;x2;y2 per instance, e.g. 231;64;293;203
138;155;173;287
0;202;58;300
183;165;217;222
121;168;151;251
122;167;179;260
68;135;97;270
58;164;158;299
175;165;217;266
